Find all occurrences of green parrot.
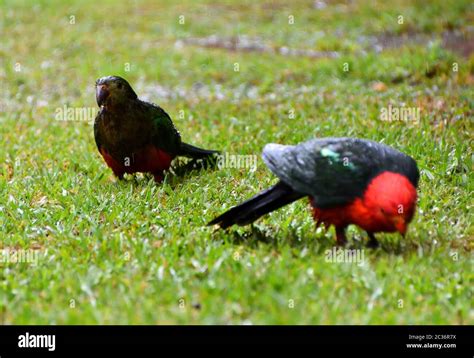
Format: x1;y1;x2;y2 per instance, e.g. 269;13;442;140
94;75;219;182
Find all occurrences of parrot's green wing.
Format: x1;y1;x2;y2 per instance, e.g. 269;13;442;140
146;103;182;155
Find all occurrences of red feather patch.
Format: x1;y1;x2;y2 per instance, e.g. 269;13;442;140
310;171;417;235
99;145;174;182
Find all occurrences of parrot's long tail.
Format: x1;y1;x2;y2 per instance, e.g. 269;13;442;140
207;181;304;229
179;142;220;159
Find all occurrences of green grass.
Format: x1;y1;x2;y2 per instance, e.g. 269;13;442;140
0;0;473;324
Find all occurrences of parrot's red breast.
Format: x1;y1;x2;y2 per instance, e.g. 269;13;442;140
99;145;174;182
310;172;417;236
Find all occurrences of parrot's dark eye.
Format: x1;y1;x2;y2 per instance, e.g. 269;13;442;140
117;83;123;89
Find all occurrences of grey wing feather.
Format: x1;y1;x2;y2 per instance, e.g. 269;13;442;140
262;138;407;207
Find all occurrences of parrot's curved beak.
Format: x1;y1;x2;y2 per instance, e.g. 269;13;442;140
96;84;109;107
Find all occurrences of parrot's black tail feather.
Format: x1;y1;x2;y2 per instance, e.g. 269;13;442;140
208;181;304;229
179;142;220;159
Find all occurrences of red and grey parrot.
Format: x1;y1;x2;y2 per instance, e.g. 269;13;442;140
94;76;218;182
208;137;420;247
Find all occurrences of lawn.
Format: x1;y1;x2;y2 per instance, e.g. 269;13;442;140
0;0;472;324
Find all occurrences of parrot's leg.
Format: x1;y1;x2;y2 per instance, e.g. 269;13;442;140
367;232;379;248
153;171;164;183
335;226;347;246
109;167;124;180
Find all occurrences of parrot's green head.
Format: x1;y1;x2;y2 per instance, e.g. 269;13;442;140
95;76;137;108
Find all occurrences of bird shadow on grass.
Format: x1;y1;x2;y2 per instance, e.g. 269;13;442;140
221;224;417;255
221;224;334;253
161;156;221;189
168;156;219;184
112;156;219;188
